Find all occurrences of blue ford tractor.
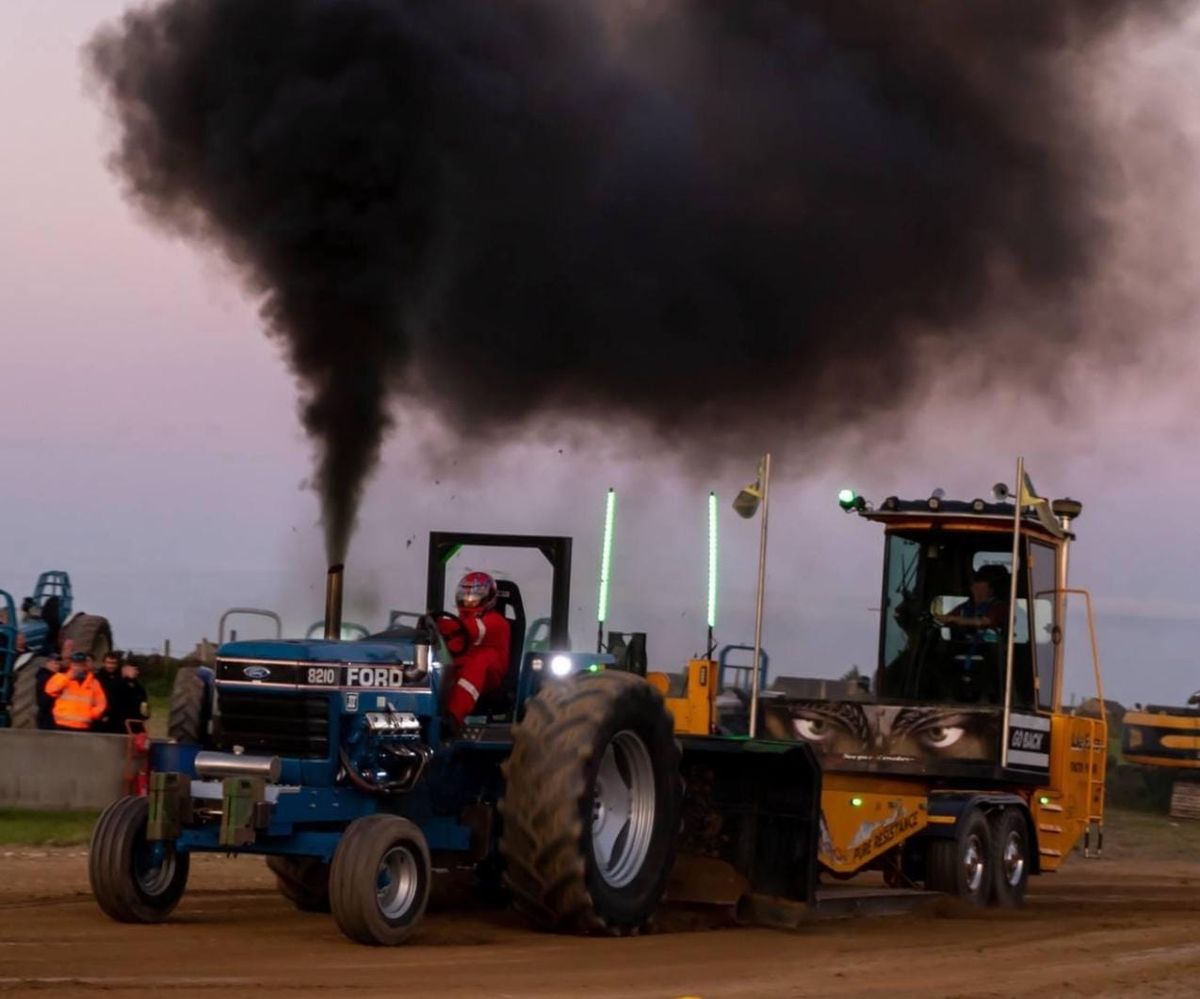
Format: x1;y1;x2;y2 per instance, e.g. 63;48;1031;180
87;531;820;944
1;571;113;728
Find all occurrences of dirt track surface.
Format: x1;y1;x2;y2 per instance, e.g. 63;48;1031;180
2;849;1199;998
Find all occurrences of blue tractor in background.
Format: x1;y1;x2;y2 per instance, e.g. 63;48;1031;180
87;531;819;945
0;571;113;728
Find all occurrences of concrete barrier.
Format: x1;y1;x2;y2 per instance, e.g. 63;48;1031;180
0;729;129;810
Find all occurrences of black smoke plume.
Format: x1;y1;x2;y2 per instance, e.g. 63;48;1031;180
86;0;1184;559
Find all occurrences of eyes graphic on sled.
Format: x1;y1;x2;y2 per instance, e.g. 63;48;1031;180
788;704;991;760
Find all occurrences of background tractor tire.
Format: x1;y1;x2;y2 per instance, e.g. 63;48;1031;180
9;658;42;729
926;807;992;907
330;814;431;946
61;614;113;663
89;795;189;923
267;855;331;913
990;808;1031;908
168;665;212;745
499;670;682;936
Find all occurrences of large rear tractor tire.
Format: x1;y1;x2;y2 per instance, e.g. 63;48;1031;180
61;614;113;663
168;665;213;745
9;658;41;729
926;807;992;907
499;671;682;935
990;808;1031;909
330;815;432;945
88;795;189;923
267;855;331;913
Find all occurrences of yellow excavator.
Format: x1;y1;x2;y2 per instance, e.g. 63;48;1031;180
1122;695;1200;818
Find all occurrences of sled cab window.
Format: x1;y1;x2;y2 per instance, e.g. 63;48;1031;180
876;530;1036;709
1029;540;1059;711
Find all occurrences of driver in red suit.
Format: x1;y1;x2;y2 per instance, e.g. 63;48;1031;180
439;571;511;734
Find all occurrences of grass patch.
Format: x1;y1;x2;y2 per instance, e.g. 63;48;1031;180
147;691;170;739
0;804;1194;862
0;808;99;846
1100;806;1200;861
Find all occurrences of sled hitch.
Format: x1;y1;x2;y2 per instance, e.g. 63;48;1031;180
668;737;821;907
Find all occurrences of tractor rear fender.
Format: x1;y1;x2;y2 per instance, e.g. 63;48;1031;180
924;792;1039;875
675;737;822;904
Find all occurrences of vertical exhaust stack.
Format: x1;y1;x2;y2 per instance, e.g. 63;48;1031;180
324;563;344;640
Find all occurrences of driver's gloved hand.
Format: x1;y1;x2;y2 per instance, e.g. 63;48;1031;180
436;617;459;638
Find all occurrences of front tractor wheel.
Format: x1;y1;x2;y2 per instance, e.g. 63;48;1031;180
88;795;190;923
499;670;682;935
926;807;992;907
329;815;432;946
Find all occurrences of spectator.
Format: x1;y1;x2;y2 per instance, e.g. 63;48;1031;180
110;658;150;732
44;651;107;731
10;630;32;667
35;650;62;730
95;652;123;733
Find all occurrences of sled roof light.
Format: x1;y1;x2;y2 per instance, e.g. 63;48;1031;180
838;488;867;513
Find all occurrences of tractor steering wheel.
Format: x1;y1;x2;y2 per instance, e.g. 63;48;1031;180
920;610;945;632
426;610;470;659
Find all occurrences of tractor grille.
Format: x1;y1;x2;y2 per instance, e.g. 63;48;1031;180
214;689;331;759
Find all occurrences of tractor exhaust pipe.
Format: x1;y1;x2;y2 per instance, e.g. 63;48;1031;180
324;563;344;640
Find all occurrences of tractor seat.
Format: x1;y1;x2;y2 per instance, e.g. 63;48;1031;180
471;579;525;720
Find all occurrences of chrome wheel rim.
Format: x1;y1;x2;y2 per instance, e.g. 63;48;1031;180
962;834;985;896
591;730;656;889
376;845;419;920
1003;831;1025;888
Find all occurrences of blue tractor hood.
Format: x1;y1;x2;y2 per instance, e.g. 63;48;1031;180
218;632;421;665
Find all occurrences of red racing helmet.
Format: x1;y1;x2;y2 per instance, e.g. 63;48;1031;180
455;571;497;613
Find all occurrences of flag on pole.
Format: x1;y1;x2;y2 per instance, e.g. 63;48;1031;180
1019;469;1064;537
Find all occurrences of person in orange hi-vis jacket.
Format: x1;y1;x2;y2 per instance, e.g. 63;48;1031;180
438;571;510;736
44;651;108;731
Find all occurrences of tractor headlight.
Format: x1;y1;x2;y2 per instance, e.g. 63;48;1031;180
550;654;573;678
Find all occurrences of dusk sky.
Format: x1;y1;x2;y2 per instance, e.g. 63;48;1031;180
3;1;1200;708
